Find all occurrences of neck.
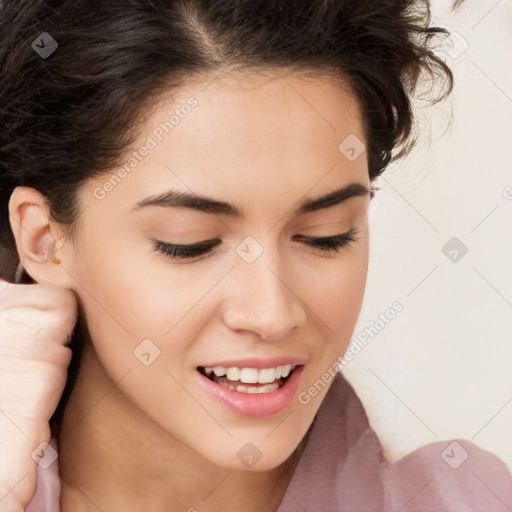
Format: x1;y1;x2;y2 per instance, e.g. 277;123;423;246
56;342;310;512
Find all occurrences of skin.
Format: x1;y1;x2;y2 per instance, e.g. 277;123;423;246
9;69;371;511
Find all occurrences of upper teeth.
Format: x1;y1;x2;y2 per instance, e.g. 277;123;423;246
204;365;296;383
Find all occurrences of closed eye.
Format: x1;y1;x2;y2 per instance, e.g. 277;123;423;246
152;228;358;261
292;228;358;253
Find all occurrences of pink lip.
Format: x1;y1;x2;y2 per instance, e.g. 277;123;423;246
195;364;305;417
198;357;307;369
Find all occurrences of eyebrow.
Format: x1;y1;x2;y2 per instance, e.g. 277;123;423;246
132;182;372;218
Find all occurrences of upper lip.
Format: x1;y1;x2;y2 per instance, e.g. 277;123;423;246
198;357;307;369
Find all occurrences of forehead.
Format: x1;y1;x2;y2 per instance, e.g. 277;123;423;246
142;67;364;147
145;69;364;168
80;69;368;219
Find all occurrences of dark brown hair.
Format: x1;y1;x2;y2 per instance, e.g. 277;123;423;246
0;0;456;431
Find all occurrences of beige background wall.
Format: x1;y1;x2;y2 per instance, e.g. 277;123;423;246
344;0;512;472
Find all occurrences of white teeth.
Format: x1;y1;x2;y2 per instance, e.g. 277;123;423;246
216;380;280;394
240;368;259;383
226;367;240;380
258;367;277;384
202;364;297;384
213;366;226;377
281;364;292;378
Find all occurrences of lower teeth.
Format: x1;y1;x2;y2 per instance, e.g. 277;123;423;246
210;374;286;394
219;381;280;394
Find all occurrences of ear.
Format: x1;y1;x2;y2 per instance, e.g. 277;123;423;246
8;186;75;287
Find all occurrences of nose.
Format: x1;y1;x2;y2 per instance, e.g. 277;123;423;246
222;252;307;341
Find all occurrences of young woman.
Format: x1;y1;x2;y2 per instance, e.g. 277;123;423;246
1;0;511;511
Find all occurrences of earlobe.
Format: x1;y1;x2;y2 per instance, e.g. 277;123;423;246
8;186;72;287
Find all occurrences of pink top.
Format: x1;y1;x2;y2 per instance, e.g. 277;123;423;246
26;373;512;511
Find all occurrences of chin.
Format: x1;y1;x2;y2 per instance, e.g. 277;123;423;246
198;435;303;473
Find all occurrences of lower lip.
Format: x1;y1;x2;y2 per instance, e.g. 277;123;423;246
195;365;304;417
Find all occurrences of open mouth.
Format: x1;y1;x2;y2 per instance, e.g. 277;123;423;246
197;365;298;394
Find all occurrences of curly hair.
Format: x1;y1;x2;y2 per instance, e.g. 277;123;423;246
0;0;456;429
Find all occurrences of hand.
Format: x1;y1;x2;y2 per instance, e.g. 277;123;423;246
0;276;77;511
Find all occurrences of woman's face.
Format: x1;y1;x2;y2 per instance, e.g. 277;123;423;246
65;70;371;471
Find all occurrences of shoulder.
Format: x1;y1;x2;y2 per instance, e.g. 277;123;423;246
306;374;512;512
382;439;512;512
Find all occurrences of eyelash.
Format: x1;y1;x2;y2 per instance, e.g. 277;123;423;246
152;228;359;260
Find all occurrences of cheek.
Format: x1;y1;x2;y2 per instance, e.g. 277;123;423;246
312;240;368;331
68;237;163;361
69;237;212;374
302;236;369;372
71;231;166;332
